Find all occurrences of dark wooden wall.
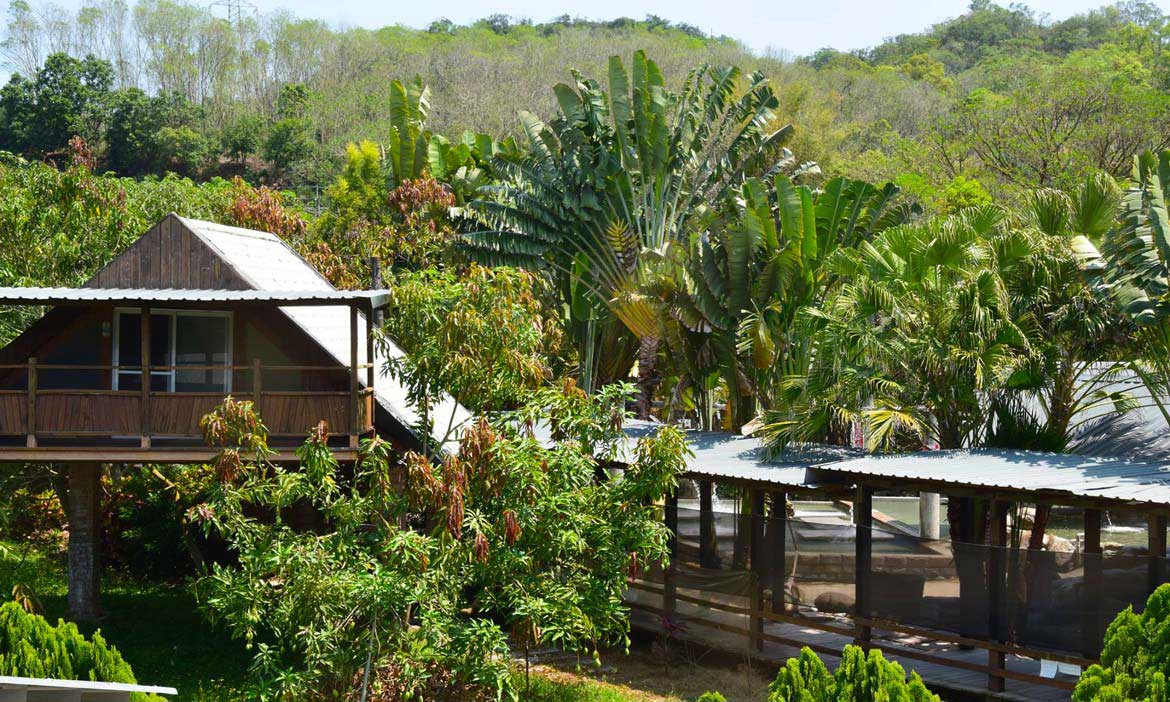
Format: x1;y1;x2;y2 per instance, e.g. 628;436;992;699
84;214;251;290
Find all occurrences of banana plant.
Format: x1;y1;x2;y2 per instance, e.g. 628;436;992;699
382;77;512;204
1070;154;1170;325
466;51;808;408
1066;159;1170;428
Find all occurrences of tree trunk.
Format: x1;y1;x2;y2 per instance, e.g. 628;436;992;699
949;495;990;639
635;336;660;420
66;462;102;623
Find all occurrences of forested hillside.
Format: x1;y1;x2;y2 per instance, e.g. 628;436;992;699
1;0;1169;206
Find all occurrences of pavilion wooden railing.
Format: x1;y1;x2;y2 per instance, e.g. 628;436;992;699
643;490;1138;700
0;359;375;449
627;576;1092;695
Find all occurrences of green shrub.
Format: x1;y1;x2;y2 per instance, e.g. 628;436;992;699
696;692;727;702
768;646;939;702
1073;583;1170;702
0;601;157;699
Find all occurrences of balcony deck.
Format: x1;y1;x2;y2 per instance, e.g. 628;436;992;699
0;360;374;463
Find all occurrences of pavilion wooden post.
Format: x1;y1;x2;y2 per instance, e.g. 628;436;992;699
139;308;151;449
25;357;36;448
349;305;359;448
663;488;679;624
66;462;102;622
699;480;718;568
988;499;1009;693
1083;508;1104;659
769;490;788;615
1149;514;1167;596
854;485;873;648
749;488;766;651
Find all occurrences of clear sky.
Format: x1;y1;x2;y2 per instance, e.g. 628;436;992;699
211;0;1165;56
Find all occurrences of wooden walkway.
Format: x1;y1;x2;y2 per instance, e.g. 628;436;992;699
626;583;1077;702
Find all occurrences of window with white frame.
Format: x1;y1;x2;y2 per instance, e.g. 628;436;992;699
112;310;232;393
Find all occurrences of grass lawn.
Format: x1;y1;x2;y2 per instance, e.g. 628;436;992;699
0;539;249;701
0;540;770;702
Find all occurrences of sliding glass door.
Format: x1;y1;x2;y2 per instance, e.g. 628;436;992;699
113;310;232;393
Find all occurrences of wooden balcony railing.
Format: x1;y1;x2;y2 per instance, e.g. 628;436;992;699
0;358;375;450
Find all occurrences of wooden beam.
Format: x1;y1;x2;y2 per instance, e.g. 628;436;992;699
252;358;262;407
855;485;873;648
0;447;360;464
349;305;359;448
664;488;679;624
139;308;151;448
988;499;1009;693
749;488;766;651
1149;514;1167;596
25;357;36;448
1083;508;1103;659
769;490;788;615
365;309;375;434
698;480;718;568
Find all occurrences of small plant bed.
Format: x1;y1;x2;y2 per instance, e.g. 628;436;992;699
518;643;772;702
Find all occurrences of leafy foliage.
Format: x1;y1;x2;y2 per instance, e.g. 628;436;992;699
768;646;938;702
381;265;563;413
194;388;687;701
762;207;1033;450
1073;584;1170;702
0;602;156;699
468;50;806;396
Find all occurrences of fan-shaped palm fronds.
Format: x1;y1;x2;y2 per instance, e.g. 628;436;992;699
761;208;1033;451
465;50;800;399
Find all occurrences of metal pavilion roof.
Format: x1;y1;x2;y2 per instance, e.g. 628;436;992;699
815;448;1170;508
0;286;390;309
615;422;1170;508
619;420;862;488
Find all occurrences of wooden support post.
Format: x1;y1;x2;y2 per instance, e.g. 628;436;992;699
769;490;788;615
699;480;717;569
749;488;766;651
349;305;359;448
140;308;151;448
67;462;102;622
1083;508;1104;658
855;485;873;648
663;489;679;624
252;358;262;407
1149;514;1167;597
365;305;375;434
25;357;36;448
988;499;1009;693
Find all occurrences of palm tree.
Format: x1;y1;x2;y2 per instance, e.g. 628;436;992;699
465;51;808;412
761;206;1033;452
659;175;913;430
990;174;1137;452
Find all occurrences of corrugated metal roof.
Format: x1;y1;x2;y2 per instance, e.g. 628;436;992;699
178;216;472;452
0;286;389;307
619;420;861;487
818;449;1170;507
617;421;1170;506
